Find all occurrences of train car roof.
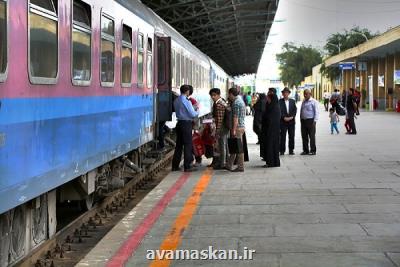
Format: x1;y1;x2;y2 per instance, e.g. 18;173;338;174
116;0;210;64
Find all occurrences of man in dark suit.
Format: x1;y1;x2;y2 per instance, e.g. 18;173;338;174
279;87;297;155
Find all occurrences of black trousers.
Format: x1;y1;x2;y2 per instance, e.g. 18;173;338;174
348;113;357;134
172;121;193;170
301;119;316;153
280;123;295;153
324;99;329;111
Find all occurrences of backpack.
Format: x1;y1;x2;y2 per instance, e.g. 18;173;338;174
336;103;346;116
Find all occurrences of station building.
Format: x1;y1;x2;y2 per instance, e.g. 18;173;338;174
314;26;400;111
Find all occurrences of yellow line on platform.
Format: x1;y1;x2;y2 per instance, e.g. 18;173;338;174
149;168;213;267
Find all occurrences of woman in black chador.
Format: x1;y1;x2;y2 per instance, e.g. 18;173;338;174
253;93;266;145
260;88;281;168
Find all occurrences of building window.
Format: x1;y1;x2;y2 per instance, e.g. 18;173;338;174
29;0;58;83
137;33;144;85
100;14;114;85
72;0;91;85
0;0;7;79
121;24;132;86
147;37;152;88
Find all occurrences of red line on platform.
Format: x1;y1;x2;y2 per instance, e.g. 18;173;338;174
107;172;191;267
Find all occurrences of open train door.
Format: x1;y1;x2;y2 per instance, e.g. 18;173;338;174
155;36;172;122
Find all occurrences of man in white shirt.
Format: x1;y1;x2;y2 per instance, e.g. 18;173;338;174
300;89;319;155
323;90;331;111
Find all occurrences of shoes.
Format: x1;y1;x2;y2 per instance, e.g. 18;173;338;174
224;166;232;171
264;164;280;168
289;151;295;155
213;166;225;170
171;167;181;171
184;167;197;172
309;152;316;155
300;152;309;155
231;168;244;172
280;152;284;156
331;132;334;135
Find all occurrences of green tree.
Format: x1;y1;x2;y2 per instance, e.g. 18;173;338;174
276;43;322;87
321;27;378;81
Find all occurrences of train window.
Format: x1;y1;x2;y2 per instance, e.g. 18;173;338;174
137;33;144;85
188;59;192;85
31;0;57;13
0;0;6;78
147;37;153;88
72;0;91;85
176;52;180;87
158;40;166;85
29;0;58;84
171;50;175;88
147;54;152;88
186;58;189;85
147;37;152;52
182;55;186;85
121;24;132;86
100;14;114;85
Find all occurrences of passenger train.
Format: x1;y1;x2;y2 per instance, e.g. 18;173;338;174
0;0;233;265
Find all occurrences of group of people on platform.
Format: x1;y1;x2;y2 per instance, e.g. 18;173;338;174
172;85;247;172
171;84;324;173
325;88;360;135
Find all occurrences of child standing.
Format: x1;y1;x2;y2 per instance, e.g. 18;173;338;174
329;108;340;134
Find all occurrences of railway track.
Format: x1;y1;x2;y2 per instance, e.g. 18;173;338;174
17;149;175;267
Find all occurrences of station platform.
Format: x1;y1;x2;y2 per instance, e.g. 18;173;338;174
77;108;400;267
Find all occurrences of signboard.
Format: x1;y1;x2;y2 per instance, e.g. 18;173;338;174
357;62;367;71
304;83;315;89
395;70;400;85
339;62;355;70
368;76;373;111
355;77;360;87
378;75;385;87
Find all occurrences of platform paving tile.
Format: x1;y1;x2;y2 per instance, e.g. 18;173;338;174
330;188;400;196
239;236;400;253
360;223;400;236
240;214;323;224
172;253;280;267
204;188;332;197
320;213;400;224
279;253;396;267
275;223;367;237
387;253;400;266
344;204;400;213
183;224;274;238
240;196;311;205
308;195;373;204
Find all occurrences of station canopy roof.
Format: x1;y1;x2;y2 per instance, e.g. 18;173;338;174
141;0;280;76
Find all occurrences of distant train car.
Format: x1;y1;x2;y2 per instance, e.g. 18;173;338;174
0;0;230;265
209;58;229;98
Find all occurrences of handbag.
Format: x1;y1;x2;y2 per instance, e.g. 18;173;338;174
228;137;243;154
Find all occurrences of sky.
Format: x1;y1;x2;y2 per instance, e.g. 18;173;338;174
256;0;400;80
